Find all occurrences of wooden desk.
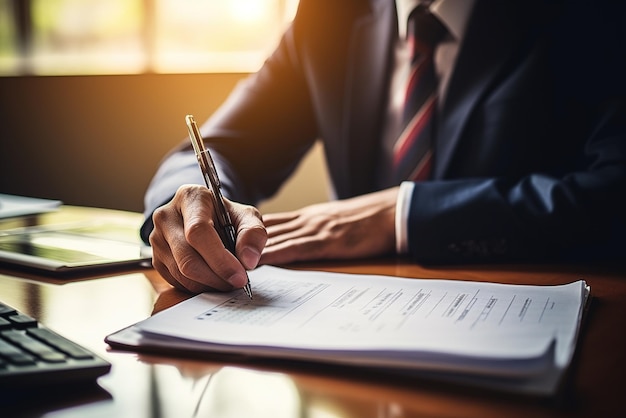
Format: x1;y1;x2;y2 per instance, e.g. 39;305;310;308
1;207;625;417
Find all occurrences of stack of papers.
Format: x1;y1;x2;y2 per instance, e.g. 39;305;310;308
106;266;589;395
0;194;62;219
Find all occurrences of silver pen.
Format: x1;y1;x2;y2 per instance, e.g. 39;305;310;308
185;114;253;299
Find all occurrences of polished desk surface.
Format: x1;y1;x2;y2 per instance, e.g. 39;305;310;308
1;206;625;417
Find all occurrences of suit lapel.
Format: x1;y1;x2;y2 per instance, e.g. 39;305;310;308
435;0;535;178
338;0;395;197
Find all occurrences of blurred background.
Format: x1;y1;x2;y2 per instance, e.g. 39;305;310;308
0;0;329;214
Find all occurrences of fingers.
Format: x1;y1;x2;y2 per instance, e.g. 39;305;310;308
263;206;328;247
261;234;326;265
229;202;267;270
149;185;265;294
264;217;322;250
262;211;299;227
150;216;223;294
150;187;233;293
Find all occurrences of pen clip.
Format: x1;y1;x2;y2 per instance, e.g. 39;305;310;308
185;114;232;229
186;115;220;189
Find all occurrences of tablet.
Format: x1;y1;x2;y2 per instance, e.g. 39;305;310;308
0;221;152;273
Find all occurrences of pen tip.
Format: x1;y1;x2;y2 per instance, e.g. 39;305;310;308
243;283;253;300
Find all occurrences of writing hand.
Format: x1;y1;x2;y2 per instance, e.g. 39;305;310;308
149;185;267;293
260;187;399;265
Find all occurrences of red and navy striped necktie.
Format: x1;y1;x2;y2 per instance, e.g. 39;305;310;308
392;5;446;183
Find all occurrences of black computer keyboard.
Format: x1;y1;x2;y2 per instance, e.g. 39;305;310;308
0;301;111;387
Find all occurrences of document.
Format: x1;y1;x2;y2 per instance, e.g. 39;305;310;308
106;266;589;395
0;194;61;219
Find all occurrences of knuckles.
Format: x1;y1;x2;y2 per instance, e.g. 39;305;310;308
176;253;205;283
184;217;215;247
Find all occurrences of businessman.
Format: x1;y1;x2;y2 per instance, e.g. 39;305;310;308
143;0;626;293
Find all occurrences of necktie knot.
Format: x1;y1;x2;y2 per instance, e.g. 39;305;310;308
407;6;447;58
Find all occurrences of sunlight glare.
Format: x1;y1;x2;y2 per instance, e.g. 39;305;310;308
228;0;273;24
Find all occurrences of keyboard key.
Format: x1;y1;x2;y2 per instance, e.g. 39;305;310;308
39;352;67;363
0;304;16;316
0;317;11;330
0;340;37;365
27;328;94;359
7;314;38;329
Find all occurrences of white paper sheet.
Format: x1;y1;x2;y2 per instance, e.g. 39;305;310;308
0;194;62;219
136;266;588;376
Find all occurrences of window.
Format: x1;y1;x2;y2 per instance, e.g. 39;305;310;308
0;0;298;75
0;0;18;74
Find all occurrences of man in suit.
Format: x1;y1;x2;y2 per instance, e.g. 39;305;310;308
143;0;626;293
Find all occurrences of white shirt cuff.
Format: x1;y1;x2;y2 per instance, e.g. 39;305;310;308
395;181;415;254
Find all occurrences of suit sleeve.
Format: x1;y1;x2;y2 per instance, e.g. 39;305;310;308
407;98;626;264
140;11;318;243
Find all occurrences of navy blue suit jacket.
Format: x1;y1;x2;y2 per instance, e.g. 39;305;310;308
143;0;626;263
